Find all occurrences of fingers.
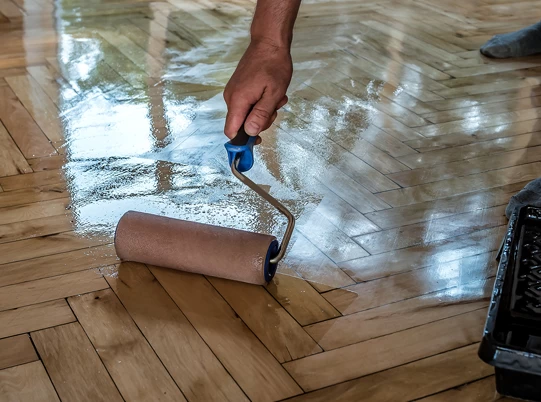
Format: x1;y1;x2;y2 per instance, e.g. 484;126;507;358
244;92;283;136
224;99;252;139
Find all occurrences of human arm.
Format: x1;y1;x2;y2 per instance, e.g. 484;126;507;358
223;0;302;139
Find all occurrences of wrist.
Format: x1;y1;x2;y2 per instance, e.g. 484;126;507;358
250;34;292;51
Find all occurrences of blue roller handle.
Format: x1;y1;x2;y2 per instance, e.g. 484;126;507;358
224;123;257;172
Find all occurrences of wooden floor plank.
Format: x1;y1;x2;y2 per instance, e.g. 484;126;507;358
0;184;68;209
0;335;38;370
0;231;110;265
0;213;74;244
27;155;65;172
397;132;541;168
32;323;124;402
389;145;541;187
340;226;504;282
0;169;63;191
377;162;541;207
354;205;506;254
0;198;69;226
0;299;75;339
208;276;322;362
326;253;496;314
307;279;493;350
0;269;108;312
267;269;341;325
283;233;355;292
417;376;514;401
68;289;187;402
365;182;527;229
0;85;55;158
150;266;303;401
0;244;117;287
0;361;60;402
107;262;249;402
0;121;32;177
283;309;487;391
286;344;492;402
5;75;63;143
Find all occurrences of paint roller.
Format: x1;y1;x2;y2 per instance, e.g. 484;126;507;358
114;123;295;285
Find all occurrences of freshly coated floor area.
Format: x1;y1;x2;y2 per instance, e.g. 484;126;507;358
0;0;538;400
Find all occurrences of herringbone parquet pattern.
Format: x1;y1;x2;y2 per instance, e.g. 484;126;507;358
0;0;538;400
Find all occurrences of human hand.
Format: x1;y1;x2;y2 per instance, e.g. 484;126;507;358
224;38;292;142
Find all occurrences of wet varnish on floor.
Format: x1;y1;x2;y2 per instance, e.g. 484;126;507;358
0;0;537;400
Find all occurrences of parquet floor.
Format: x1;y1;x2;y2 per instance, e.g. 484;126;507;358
0;0;539;400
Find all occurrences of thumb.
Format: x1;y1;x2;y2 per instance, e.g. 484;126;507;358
224;99;252;139
244;93;280;136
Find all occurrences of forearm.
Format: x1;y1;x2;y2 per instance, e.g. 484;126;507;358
250;0;302;49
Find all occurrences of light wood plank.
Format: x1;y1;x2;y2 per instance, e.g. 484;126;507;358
0;231;110;265
0;85;55;158
283;309;487;391
0;169;63;191
0;122;31;177
287;344;492;401
377;162;541;207
0;198;69;226
0;184;68;209
0;299;75;339
418;376;514;401
107;262;248;402
267;268;341;325
397;132;541;168
0;361;60;402
68;289;187;402
365;181;527;229
283;233;355;291
208;276;322;362
0;213;74;244
0;335;38;370
32;323;124;402
150;266;303;401
27;155;65;172
354;205;506;254
26;65;78;107
326;254;496;315
6;75;63;143
0;269;108;312
0;244;116;287
340;226;504;282
307;279;493;350
389;145;541;187
404;119;541;152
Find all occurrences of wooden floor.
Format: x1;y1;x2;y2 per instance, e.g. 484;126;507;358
0;0;539;400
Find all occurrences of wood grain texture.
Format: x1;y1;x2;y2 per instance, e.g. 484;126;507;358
0;121;31;177
284;309;487;391
2;0;541;400
107;262;248;402
287;344;493;402
68;289;187;402
0;361;60;402
0;269;108;312
209;276;322;362
0;335;38;370
150;266;303;401
32;323;123;402
0;299;75;339
0;85;55;158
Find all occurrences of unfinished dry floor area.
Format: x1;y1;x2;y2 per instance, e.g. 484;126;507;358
0;0;538;400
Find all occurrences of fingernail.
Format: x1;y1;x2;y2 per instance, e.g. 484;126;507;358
245;122;260;135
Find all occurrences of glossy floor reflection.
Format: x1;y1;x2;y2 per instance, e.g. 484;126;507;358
0;0;539;400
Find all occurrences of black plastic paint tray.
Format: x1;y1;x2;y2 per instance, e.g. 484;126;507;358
479;206;541;401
